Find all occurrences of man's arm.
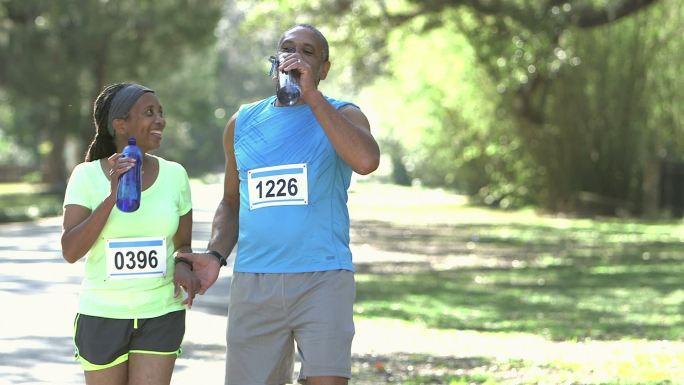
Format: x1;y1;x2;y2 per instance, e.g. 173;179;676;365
306;92;380;175
180;112;240;293
283;52;380;175
208;112;240;262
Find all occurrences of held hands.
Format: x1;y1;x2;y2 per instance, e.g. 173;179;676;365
173;257;201;308
176;252;221;294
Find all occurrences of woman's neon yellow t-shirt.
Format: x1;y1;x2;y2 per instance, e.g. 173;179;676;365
63;155;192;319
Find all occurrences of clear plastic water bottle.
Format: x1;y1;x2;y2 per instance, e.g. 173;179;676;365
116;137;143;212
269;55;301;105
276;70;301;106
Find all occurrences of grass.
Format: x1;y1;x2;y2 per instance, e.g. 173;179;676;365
346;180;684;384
0;183;63;222
5;178;684;383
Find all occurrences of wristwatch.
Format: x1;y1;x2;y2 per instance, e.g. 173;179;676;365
206;250;228;267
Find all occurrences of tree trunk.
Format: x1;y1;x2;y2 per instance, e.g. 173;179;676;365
641;159;660;218
41;129;67;193
80;45;109;160
42;100;77;193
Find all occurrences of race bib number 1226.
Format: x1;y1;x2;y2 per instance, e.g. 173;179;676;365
247;163;308;210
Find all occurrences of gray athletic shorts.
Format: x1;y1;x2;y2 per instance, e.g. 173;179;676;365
225;270;355;385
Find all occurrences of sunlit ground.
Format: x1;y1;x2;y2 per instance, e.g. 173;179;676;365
3;180;684;384
345;180;684;384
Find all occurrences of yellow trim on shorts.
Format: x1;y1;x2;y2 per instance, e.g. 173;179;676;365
78;349;181;371
130;348;182;358
78;353;129;371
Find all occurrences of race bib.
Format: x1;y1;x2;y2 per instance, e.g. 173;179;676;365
247;163;308;210
105;237;167;280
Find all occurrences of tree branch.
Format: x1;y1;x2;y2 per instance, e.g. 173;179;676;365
570;0;659;28
386;0;659;30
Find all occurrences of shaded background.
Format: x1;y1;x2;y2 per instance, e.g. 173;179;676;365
2;2;684;384
1;0;682;218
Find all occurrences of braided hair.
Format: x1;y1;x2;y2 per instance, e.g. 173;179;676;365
84;83;129;162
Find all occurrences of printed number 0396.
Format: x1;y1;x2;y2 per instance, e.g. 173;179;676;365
114;250;159;270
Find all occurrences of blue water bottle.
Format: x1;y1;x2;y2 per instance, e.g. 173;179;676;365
116;137;143;212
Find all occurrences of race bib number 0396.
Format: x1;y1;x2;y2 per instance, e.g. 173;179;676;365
105;237;167;280
247;163;308;210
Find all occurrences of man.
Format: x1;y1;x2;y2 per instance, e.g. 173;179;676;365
182;24;380;385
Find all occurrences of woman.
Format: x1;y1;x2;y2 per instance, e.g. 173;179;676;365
61;82;200;385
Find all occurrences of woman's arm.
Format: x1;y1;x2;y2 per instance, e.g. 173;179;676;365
173;210;193;254
173;210;199;306
61;154;134;263
61;197;116;263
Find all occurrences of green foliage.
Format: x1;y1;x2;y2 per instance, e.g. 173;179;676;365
2;0;682;216
150;46;226;174
0;191;62;222
236;0;681;216
357;22;535;207
214;2;279;118
0;0;223;183
501;2;684;215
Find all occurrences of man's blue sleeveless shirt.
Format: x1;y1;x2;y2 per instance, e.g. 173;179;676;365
233;95;356;273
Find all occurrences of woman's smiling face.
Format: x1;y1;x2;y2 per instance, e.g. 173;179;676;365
123;92;165;152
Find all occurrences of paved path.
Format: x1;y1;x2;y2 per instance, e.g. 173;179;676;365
7;183;684;384
0;184;232;385
0;183;462;385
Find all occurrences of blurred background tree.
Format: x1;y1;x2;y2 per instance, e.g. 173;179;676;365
0;0;223;189
233;0;680;216
1;0;682;218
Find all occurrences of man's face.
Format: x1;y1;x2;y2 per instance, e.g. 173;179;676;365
278;26;330;83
